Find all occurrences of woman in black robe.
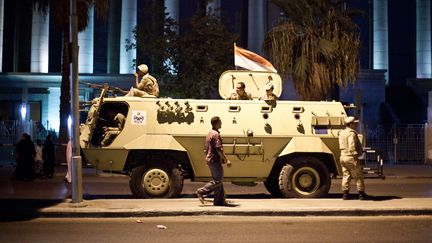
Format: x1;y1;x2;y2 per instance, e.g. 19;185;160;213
14;133;35;181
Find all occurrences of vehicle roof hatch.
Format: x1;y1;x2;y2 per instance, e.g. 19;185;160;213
218;70;283;99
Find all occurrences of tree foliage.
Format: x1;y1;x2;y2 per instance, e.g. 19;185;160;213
264;0;361;100
128;7;237;99
176;12;238;98
125;1;178;97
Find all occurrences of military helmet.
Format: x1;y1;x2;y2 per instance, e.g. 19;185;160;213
137;64;149;74
344;116;358;124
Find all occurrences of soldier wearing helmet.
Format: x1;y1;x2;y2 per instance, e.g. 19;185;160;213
338;116;369;200
128;64;159;97
101;113;126;147
259;83;278;101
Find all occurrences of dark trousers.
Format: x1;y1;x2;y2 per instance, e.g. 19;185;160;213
197;162;225;205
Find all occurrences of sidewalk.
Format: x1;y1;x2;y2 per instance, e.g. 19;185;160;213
1;164;432;219
32;198;432;217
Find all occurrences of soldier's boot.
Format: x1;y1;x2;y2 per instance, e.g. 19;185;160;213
359;191;370;200
342;190;351;200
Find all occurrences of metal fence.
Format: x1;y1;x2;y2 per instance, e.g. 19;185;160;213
0;120;57;163
364;124;425;164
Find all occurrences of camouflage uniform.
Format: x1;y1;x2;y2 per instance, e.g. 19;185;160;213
228;91;252;100
101;113;126;146
338;126;365;193
259;93;278;100
131;74;159;97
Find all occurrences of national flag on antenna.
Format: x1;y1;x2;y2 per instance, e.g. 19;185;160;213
234;43;277;73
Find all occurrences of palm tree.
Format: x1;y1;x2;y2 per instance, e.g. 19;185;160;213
264;0;361;100
33;0;108;143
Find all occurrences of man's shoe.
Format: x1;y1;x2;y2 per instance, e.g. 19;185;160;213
196;190;205;205
342;190;351;200
359;191;370;200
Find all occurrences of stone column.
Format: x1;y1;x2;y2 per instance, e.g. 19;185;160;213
416;0;431;78
78;5;94;73
207;0;221;17
119;0;137;74
0;0;4;72
30;3;49;73
373;0;389;83
248;0;265;55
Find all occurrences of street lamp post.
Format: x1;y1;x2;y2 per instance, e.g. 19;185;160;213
70;0;83;203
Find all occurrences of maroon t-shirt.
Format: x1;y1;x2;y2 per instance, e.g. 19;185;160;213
205;129;223;164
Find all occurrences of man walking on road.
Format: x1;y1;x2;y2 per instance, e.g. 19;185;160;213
196;116;232;206
339;116;369;200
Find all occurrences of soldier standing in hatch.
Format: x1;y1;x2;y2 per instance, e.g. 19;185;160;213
259;83;278;100
228;82;252;100
101;113;126;146
339;116;369;200
128;64;159;97
196;116;232;206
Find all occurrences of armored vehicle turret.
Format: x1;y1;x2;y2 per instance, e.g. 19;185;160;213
80;70;356;199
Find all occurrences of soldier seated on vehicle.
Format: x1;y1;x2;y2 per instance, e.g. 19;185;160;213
100;113;126;147
127;64;159;98
228;82;252;100
259;83;278;101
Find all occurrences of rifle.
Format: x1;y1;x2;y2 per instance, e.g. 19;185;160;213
80;82;129;96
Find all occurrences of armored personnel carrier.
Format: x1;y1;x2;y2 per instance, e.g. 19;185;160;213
79;70;369;199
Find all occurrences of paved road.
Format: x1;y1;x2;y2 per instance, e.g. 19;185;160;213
1;164;432;200
1;167;432;199
0;216;431;242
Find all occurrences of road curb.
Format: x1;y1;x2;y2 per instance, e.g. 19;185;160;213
34;208;432;218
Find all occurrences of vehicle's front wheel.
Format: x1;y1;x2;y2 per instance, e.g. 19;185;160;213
129;164;184;198
278;156;330;198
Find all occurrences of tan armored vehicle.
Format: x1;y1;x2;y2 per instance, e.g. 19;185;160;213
79;70;364;199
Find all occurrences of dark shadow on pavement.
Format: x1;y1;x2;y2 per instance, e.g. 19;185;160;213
327;193;401;201
199;203;240;207
371;195;402;201
83;194;134;200
0;199;65;222
181;193;273;199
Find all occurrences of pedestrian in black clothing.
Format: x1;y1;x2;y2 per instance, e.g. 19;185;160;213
14;133;36;181
42;134;55;178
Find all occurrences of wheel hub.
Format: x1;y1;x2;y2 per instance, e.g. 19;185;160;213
142;168;170;196
292;166;320;196
298;173;313;188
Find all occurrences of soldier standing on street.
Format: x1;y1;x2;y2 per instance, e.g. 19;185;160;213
339;116;369;200
128;64;159;97
196;116;232;206
228;82;252;100
101;113;126;146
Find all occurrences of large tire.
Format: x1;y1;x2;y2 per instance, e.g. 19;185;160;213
264;177;282;197
278;156;331;198
129;163;184;199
